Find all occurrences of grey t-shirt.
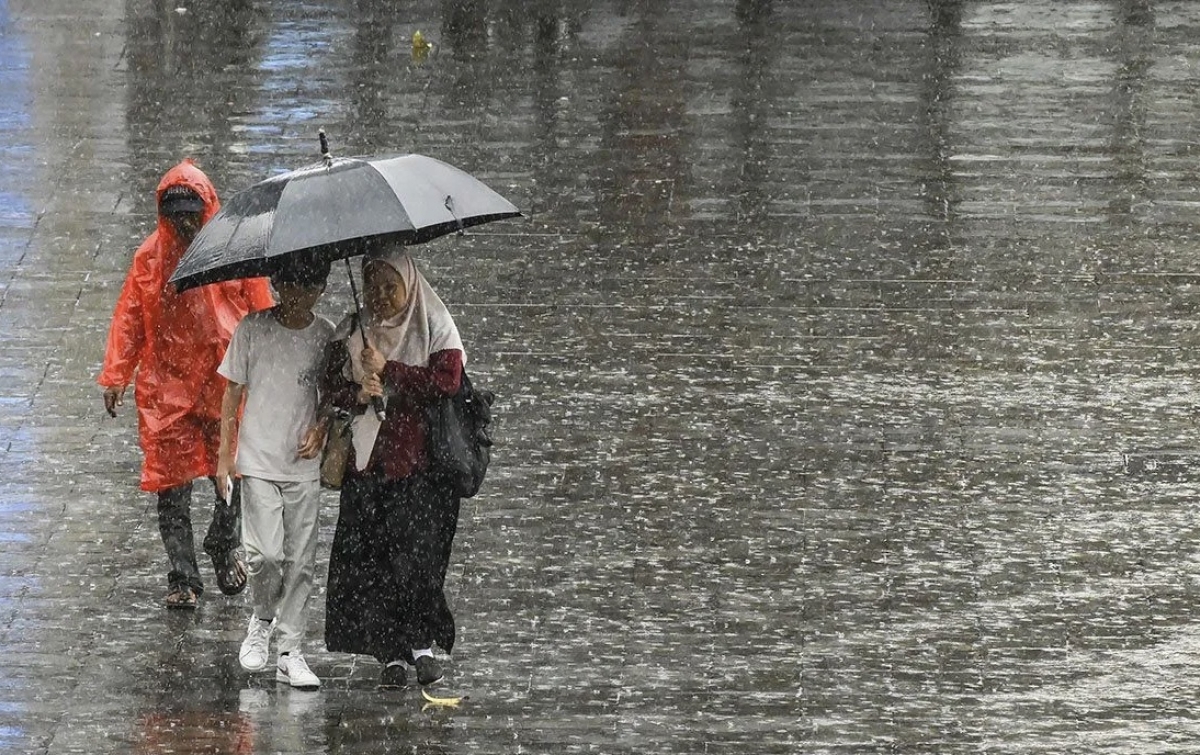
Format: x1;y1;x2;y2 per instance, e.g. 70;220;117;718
218;310;336;482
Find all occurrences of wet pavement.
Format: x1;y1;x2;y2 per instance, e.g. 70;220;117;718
4;0;1200;752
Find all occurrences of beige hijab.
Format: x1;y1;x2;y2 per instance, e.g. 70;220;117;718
342;249;464;469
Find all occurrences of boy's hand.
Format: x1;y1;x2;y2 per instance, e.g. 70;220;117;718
297;424;327;460
361;346;386;376
215;457;235;501
103;385;127;417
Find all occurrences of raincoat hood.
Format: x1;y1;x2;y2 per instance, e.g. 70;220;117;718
156;159;219;219
154;159;220;274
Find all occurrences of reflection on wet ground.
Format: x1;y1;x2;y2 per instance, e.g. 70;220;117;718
5;0;1200;752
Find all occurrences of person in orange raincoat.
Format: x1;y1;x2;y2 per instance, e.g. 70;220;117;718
98;159;275;609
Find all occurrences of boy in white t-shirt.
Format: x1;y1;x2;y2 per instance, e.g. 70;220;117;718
216;256;335;691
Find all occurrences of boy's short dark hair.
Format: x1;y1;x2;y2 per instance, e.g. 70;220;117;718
271;256;331;288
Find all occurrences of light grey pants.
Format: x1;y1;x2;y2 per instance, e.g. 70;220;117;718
241;476;321;655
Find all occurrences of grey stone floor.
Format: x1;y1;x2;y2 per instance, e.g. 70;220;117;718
5;0;1200;752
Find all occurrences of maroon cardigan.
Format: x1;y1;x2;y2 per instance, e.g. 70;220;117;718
323;346;463;480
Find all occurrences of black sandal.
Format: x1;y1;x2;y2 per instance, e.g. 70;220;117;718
212;550;248;596
164;586;198;609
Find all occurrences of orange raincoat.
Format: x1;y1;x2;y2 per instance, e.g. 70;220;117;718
98;160;274;492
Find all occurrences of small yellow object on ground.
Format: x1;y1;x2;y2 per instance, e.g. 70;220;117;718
421;688;467;707
412;30;433;63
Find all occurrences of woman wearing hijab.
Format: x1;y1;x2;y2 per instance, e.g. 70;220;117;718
322;249;465;689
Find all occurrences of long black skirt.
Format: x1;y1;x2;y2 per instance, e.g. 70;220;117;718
324;471;460;663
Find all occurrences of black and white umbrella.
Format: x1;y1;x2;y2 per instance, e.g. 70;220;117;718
170;135;521;292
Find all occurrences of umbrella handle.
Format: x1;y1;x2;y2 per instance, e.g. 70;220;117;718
344;258;386;422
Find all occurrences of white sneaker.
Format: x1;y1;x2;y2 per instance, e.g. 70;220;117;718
276;653;320;690
239;616;273;673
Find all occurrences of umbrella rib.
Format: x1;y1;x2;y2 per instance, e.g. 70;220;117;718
229;205;276;276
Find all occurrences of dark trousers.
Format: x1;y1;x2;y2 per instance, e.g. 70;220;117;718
157;478;241;593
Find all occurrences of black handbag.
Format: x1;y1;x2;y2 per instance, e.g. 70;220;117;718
426;369;494;498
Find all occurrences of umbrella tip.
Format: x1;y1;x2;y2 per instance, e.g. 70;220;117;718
319;129;332;166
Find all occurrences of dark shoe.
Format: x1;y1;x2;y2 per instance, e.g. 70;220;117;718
212;550;247;596
163;585;198;610
379;664;407;689
414;656;444;686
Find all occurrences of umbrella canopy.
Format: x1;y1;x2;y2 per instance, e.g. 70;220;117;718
169;153;521;291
